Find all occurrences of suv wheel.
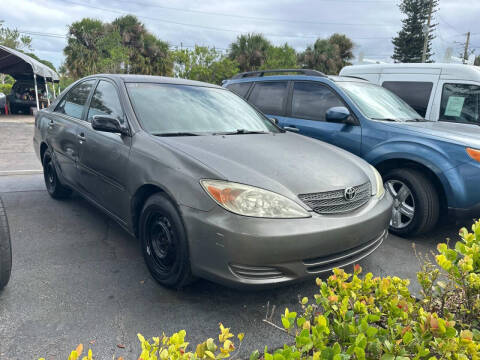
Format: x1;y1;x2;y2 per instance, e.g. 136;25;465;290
384;168;439;237
0;196;12;290
42;149;72;199
139;193;194;289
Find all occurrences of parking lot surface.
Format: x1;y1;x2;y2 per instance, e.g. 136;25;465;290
0;115;471;359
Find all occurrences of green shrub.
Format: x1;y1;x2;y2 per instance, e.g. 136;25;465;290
0;83;12;95
39;222;480;360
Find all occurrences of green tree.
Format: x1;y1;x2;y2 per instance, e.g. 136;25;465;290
260;43;297;70
475;55;480;66
298;34;354;74
0;20;32;50
63;15;172;79
392;0;438;63
173;46;238;85
228;33;271;72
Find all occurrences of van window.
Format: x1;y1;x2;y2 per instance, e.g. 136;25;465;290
439;83;480;125
292;82;344;121
248;81;288;116
226;82;251;98
382;81;433;117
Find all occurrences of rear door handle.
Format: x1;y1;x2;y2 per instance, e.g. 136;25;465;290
77;133;86;142
283;126;299;133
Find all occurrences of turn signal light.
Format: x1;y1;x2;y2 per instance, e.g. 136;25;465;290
466;148;480;162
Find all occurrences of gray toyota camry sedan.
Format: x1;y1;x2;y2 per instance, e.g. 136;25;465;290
33;74;392;288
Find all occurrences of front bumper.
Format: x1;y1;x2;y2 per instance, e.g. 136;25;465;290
181;191;392;288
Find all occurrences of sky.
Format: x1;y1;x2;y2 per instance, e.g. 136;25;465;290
1;0;479;70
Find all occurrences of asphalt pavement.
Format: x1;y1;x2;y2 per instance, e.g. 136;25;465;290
0;115;471;359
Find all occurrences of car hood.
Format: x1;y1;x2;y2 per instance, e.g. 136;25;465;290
159;132;372;199
385;121;480;148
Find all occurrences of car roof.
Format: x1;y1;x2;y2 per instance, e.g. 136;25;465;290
340;63;480;80
82;74;223;89
224;74;368;84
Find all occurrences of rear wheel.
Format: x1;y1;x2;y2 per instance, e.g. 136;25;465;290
42;149;72;199
384;168;439;237
0;196;12;290
139;193;194;288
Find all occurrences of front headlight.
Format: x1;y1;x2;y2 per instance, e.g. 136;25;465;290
370;165;385;198
200;179;311;218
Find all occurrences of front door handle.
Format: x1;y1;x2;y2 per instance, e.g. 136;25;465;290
77;133;86;142
283;126;299;133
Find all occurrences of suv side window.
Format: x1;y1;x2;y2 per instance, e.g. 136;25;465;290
248;81;288;116
439;83;480;125
55;80;95;119
292;82;344;121
226;82;251;98
87;80;124;123
382;81;433;117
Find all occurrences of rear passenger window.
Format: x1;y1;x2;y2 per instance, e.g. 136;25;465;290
55;80;95;119
382;81;433;117
87;80;124;123
292;82;344;121
439;83;480;125
248;81;288;116
226;82;251;98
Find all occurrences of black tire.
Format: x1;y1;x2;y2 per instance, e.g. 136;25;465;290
0;196;12;290
42;149;72;199
139;193;194;289
384;168;439;237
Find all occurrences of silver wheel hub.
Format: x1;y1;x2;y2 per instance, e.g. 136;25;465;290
385;179;415;229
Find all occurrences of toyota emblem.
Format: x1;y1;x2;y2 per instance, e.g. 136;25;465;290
344;187;356;201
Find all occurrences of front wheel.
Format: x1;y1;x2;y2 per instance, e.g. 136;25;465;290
0;196;12;290
384;168;439;237
139;193;194;289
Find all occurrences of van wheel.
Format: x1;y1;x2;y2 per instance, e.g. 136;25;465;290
384;168;439;237
42;149;72;199
0;196;12;290
139;193;194;289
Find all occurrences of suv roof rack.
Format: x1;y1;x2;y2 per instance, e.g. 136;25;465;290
231;69;326;79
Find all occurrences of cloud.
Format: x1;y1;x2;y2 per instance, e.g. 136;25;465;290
1;0;479;69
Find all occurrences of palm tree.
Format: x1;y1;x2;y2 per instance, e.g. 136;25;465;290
228;33;271;72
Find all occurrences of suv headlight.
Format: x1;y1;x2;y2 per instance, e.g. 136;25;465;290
200;179;311;218
370;165;385;198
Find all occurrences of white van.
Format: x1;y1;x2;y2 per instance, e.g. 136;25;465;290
340;63;480;125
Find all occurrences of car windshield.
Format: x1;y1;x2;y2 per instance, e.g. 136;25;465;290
337;81;423;122
126;83;280;135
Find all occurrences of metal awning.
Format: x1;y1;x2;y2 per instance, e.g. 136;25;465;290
0;45;59;82
0;45;60;111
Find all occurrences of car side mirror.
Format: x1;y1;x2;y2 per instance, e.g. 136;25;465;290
326;106;355;125
92;115;129;135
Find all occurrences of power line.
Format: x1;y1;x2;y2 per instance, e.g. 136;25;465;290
109;0;395;26
59;0;396;34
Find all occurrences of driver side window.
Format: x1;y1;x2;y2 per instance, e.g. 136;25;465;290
291;82;344;121
87;80;124;123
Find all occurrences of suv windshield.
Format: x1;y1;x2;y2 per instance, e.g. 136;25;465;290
337;81;423;122
126;83;279;135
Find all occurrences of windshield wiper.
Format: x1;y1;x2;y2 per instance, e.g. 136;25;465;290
370;118;399;122
406;118;429;122
151;132;201;137
213;129;270;135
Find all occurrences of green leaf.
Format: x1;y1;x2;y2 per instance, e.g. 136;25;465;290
380;355;395;360
354;347;365;360
250;350;260;360
366;327;378;339
281;317;291;330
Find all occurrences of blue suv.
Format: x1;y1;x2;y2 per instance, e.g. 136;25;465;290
223;69;480;236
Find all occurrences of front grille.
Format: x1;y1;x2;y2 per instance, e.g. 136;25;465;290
229;264;284;280
298;182;371;215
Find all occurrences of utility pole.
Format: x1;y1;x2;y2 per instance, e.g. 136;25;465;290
422;0;434;63
463;31;471;64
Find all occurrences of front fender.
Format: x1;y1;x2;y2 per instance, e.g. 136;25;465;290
364;141;462;208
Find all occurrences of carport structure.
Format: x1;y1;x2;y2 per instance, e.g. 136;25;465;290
0;45;59;111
